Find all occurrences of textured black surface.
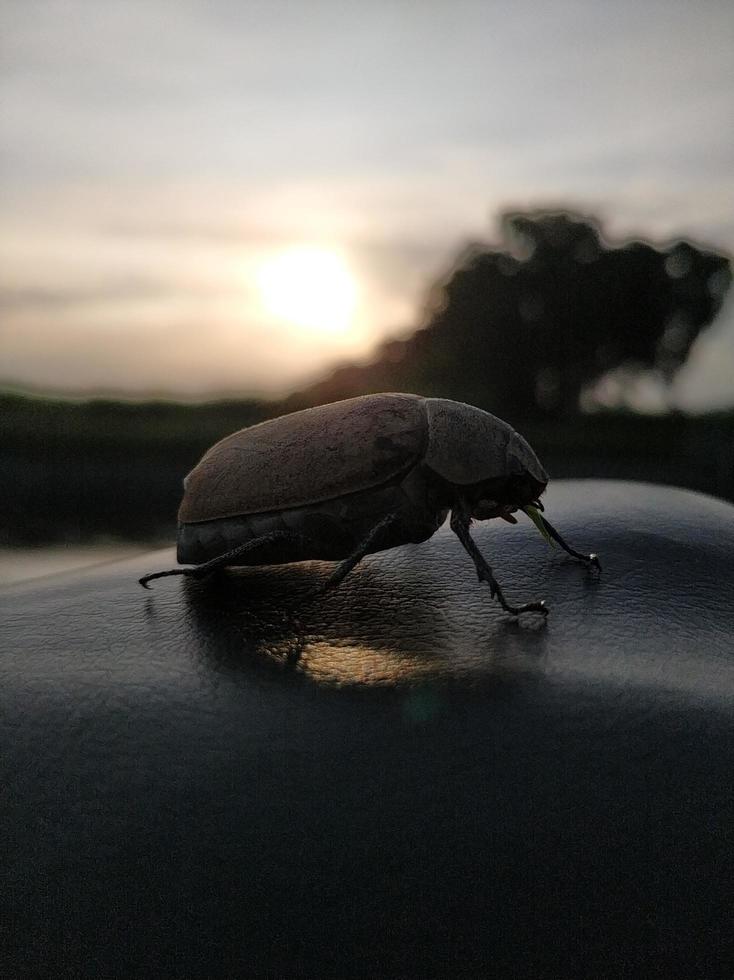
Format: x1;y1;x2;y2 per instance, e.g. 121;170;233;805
2;481;733;979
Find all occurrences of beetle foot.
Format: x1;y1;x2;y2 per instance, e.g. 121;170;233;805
496;593;549;618
586;553;602;572
539;516;601;573
138;568;183;588
490;578;548;617
574;551;602;574
138;566;203;588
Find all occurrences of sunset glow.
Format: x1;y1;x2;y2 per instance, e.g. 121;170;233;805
1;2;732;403
256;247;358;336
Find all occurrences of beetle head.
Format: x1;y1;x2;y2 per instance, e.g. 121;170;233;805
467;471;547;523
467;432;548;523
422;398;549;520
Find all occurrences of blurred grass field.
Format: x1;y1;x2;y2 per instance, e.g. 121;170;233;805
2;389;733;548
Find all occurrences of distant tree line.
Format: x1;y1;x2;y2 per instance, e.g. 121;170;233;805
286;209;731;420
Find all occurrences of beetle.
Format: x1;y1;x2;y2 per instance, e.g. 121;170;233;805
139;393;599;615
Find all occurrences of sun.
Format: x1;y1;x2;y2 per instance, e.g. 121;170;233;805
256;246;358;335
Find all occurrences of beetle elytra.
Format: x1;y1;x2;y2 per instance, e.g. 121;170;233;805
139;393;599;615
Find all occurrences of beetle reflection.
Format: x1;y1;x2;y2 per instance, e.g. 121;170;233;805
182;547;548;688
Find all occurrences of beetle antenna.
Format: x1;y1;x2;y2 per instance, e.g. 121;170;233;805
538;516;601;571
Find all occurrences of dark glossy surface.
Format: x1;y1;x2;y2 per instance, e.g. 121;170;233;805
2;482;733;978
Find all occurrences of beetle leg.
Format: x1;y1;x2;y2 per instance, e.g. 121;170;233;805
319;512;402;594
538;516;601;571
138;530;305;588
450;509;548;617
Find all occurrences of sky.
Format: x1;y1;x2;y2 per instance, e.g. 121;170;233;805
1;0;733;408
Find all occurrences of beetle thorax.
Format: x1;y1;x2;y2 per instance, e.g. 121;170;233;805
423;398;548;487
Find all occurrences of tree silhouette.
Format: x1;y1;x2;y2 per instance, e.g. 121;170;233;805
293;209;731;420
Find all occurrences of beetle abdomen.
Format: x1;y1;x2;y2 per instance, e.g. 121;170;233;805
177;464;448;565
179;393;426;524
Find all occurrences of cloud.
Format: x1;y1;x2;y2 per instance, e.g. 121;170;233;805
0;280;170;312
1;1;732;401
